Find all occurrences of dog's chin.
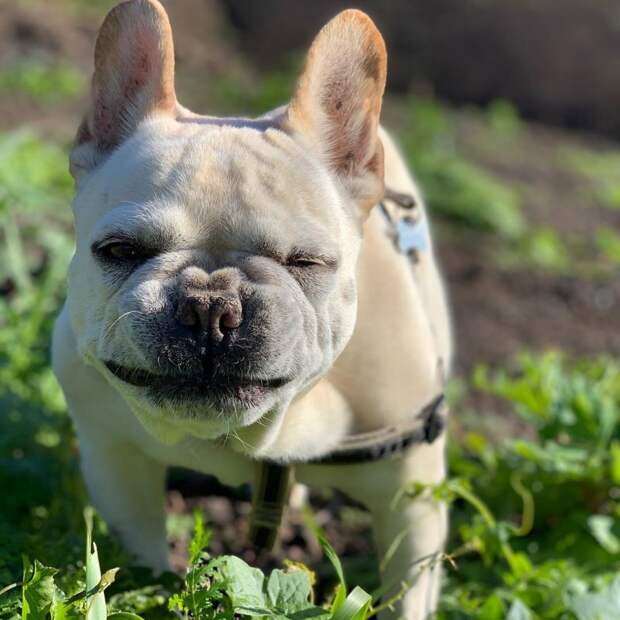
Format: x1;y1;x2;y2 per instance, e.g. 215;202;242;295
103;360;289;409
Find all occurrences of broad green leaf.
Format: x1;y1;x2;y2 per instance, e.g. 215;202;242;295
266;569;312;614
107;584;168;615
51;598;84;620
219;556;266;610
22;558;58;620
50;600;68;620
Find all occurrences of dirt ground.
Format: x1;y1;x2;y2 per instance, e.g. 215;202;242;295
3;0;618;580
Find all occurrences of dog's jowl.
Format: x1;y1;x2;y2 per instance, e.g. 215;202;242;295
52;1;452;617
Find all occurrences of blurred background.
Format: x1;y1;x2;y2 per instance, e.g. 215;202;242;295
0;0;619;617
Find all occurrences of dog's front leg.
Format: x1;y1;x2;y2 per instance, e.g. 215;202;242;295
368;448;447;620
76;425;170;572
299;436;447;620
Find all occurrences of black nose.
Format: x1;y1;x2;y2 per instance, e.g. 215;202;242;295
175;267;243;343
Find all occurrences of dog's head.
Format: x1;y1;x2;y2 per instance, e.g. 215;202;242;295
67;0;386;447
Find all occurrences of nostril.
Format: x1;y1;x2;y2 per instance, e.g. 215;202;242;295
210;298;242;342
176;297;200;328
220;306;242;331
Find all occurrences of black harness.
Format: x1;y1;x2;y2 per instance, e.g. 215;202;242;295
248;190;447;551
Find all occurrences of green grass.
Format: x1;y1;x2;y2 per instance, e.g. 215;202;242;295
209;65;299;118
559;147;620;212
0;61;83;105
498;228;572;274
0;124;618;618
595;227;620;266
486;100;523;138
400;98;525;241
441;354;620;618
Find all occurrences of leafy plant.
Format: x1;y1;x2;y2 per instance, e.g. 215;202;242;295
2;509;377;620
434;353;620;619
3;512;123;620
168;512;376;619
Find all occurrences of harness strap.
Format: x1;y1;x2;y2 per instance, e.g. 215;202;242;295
306;394;446;465
248;461;293;552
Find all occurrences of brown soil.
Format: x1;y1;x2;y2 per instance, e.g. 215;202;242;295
445;116;620;375
443;239;620;373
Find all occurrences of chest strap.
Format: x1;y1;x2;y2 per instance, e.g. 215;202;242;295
248;394;447;551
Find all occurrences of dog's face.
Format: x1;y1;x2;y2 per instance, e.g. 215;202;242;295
66;0;386;447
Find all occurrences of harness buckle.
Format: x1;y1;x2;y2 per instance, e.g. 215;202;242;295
380;190;428;261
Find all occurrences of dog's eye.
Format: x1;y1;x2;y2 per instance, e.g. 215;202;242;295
285;251;338;271
286;256;325;269
95;241;149;263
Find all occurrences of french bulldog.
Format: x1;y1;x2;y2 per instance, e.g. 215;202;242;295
52;1;452;617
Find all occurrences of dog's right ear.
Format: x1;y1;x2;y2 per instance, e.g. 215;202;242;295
286;10;387;212
70;0;176;181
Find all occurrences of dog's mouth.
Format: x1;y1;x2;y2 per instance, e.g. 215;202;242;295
103;360;290;406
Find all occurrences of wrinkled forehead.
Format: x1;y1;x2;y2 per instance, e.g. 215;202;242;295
77;120;353;250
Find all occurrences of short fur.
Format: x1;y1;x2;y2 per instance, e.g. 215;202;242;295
53;2;452;618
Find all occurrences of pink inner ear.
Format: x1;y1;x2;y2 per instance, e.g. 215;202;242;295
91;3;175;153
94;95;115;152
322;77;374;177
124;52;150;100
123;34;152;101
94;41;154;150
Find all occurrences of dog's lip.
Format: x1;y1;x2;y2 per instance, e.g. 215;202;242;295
103;360;290;391
104;361;158;387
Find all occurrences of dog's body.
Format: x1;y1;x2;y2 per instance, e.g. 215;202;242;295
52;2;451;617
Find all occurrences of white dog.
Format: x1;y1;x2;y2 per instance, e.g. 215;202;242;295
52;1;452;617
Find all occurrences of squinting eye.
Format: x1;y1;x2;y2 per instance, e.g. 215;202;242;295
96;241;148;262
286;256;325;268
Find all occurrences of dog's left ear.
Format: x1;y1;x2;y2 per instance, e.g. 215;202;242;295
287;10;387;211
70;0;176;180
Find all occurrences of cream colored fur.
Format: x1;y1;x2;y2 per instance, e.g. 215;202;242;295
52;3;452;618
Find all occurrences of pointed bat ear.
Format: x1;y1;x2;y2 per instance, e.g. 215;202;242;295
287;10;387;211
70;0;176;179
